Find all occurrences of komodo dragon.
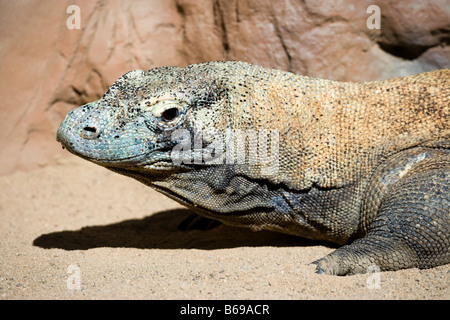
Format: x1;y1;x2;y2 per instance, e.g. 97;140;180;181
57;61;449;275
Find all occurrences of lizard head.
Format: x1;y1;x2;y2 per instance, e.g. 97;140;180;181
57;63;230;177
57;61;282;223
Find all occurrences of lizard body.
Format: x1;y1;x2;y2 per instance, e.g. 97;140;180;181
57;61;449;275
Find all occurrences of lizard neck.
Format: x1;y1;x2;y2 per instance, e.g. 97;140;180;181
224;64;352;190
224;63;449;191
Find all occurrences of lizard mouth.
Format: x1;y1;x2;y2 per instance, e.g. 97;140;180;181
56;105;155;165
57;123;158;166
57;135;146;165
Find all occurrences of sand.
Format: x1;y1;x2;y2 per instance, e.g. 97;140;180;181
0;157;448;300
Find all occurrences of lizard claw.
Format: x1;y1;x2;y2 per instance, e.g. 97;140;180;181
311;255;350;276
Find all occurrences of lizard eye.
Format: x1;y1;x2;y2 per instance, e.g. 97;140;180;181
161;107;180;122
148;99;187;128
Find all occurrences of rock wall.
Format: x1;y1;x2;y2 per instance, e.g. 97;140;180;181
0;0;449;175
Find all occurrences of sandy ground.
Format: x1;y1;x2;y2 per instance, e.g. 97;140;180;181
0;156;448;300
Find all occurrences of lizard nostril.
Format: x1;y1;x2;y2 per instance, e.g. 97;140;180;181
80;126;101;139
83;126;97;133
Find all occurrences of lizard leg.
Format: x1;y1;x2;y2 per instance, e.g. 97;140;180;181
313;162;449;275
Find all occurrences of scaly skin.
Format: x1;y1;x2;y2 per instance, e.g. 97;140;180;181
57;61;449;275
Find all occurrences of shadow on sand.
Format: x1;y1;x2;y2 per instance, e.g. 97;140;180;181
33;208;326;251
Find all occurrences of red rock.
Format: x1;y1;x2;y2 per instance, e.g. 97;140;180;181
0;0;448;175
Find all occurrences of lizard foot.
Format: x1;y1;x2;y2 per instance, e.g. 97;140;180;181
312;245;380;276
313;158;449;276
